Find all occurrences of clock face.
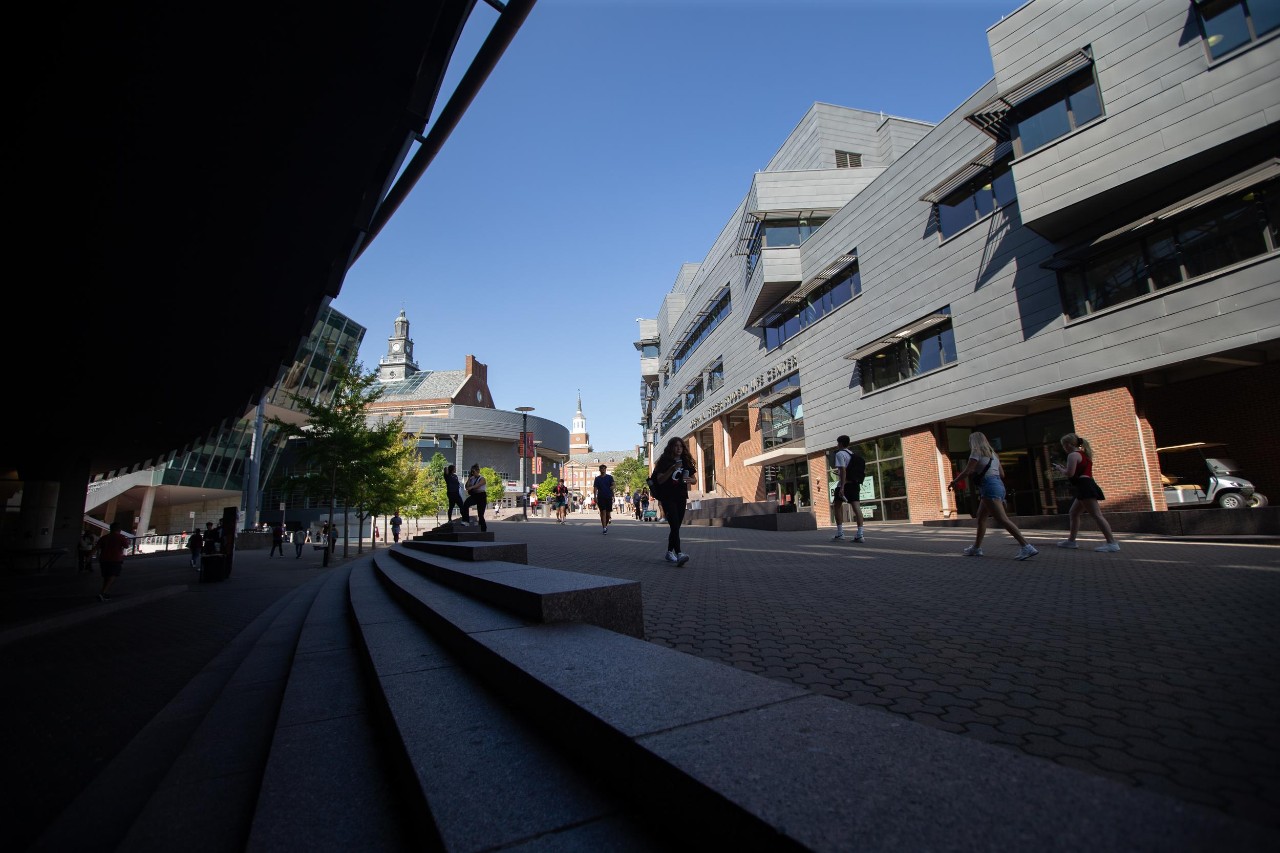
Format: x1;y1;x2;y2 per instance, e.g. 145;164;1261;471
476;390;484;402
391;342;401;352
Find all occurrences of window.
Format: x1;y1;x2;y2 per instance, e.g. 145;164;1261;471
659;403;684;435
684;379;704;411
1197;0;1280;59
835;150;863;168
1057;176;1279;318
1012;68;1103;156
706;360;724;393
640;343;658;358
763;261;860;350
830;434;909;521
745;215;830;278
937;158;1017;239
672;289;731;372
858;309;957;393
760;375;803;449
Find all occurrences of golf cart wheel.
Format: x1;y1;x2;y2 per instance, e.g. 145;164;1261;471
1217;491;1248;510
1247;493;1269;508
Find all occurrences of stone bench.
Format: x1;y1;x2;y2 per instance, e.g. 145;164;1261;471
389;544;644;639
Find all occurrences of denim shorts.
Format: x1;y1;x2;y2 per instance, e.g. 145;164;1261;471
979;477;1006;500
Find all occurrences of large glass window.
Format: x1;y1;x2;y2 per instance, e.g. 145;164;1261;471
859;311;957;393
764;261;860;350
1197;0;1280;59
828;434;908;521
745;216;830;278
760;374;802;449
659;403;683;435
1012;69;1103;156
938;160;1017;239
640;343;658;358
706;360;724;393
1057;177;1280;319
672;290;731;372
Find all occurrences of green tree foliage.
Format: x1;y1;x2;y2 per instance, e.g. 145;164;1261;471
479;467;503;506
536;476;558;502
267;360;388;561
407;451;447;522
611;456;647;493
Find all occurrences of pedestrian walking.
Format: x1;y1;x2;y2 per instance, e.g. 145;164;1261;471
292;527;308;558
390;513;403;543
830;435;867;543
593;465;615;534
269;524;285;557
186;528;203;569
92;521;130;601
1054;432;1120;552
651;437;695;566
78;528;98;574
445;465;466;526
462;464;489;532
203;521;221;554
554;482;569;524
948;432;1037;560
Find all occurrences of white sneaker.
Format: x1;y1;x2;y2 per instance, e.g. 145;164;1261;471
1015;544;1039;561
1095;542;1121;552
962;546;983;557
665;551;679;564
853;530;865;543
675;552;690;567
831;533;846;541
1056;539;1078;549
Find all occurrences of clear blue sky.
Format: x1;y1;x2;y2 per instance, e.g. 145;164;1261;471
333;0;1018;452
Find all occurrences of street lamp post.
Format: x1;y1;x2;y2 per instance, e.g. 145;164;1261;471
516;406;535;520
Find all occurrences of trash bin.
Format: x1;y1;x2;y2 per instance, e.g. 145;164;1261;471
200;554;228;583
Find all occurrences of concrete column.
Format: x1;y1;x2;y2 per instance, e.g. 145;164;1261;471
137;485;158;535
18;480;59;549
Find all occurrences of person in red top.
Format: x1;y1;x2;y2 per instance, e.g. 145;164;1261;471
93;521;131;601
1054;432;1120;552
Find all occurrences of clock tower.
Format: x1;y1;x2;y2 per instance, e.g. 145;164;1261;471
377;309;419;383
569;391;591;454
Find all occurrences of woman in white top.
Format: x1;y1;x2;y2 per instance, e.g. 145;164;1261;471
462;464;489;532
948;432;1037;561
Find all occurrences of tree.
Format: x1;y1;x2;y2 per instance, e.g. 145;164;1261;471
267;360;386;566
479;466;503;511
536;476;558;503
611;456;647;493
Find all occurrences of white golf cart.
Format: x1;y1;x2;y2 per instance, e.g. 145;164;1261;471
1156;442;1267;510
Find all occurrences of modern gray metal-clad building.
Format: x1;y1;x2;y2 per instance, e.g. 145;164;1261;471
640;0;1279;525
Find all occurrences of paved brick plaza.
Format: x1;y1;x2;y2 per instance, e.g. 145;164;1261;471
3;517;1276;844
517;515;1280;830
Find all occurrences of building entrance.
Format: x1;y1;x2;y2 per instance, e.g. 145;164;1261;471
945;409;1074;516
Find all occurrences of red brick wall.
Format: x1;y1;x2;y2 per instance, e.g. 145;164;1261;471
902;425;947;523
809;452;833;527
1143;362;1279;504
722;412;765;501
1068;382;1161;513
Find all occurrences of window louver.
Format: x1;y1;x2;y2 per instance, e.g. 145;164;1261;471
835;150;862;169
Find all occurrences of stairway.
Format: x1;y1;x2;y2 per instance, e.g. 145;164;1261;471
30;533;1278;852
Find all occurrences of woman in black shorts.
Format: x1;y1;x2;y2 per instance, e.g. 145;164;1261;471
1054;432;1120;552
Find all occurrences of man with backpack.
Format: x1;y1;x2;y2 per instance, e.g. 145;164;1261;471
831;435;867;543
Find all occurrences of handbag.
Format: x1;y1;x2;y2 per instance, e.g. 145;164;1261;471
967;457;993;491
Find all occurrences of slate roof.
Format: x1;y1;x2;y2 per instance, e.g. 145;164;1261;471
376;370;466;401
570;450;636;465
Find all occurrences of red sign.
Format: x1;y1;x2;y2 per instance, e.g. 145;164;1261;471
534;456;543;475
514;427;535;455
